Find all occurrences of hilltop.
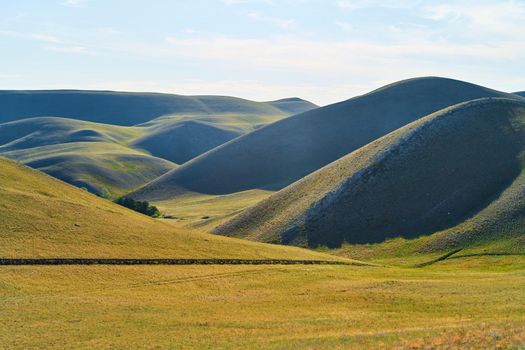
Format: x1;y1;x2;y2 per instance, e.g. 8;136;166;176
131;77;522;202
215;98;525;253
0;157;343;261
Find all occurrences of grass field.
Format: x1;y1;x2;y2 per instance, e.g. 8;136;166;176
1;256;524;349
155;189;273;230
0;157;350;261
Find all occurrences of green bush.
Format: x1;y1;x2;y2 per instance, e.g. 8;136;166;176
114;197;161;217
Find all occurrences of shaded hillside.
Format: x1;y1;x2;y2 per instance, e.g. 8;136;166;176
131;77;522;201
215;98;525;250
0;90;316;126
514;91;525;97
132;120;242;164
0;157;343;261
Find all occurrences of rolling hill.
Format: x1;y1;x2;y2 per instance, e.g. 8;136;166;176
0;90;316;126
0;117;177;197
0;92;316;196
214;98;525;253
514;91;525;97
130;77;523;202
0;156;345;261
0;95;315;196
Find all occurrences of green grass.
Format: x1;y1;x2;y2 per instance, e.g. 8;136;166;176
1;141;177;197
1;256;524;349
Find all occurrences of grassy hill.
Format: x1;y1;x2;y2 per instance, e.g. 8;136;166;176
0;117;177;197
0;99;315;196
514;91;525;97
0;156;346;261
0;90;316;126
215;98;525;253
130;77;522;203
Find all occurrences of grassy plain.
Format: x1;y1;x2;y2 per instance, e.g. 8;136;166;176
1;256;524;349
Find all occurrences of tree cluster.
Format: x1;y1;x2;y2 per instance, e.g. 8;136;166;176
114;197;161;217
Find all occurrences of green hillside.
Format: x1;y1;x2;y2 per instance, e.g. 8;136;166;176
1;142;177;197
0;90;316;126
215;98;525;253
130;77;522;203
0;117;177;197
0;156;345;261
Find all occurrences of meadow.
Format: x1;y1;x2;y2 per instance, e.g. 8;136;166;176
1;256;524;349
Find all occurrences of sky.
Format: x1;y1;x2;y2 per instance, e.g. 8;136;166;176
0;0;524;105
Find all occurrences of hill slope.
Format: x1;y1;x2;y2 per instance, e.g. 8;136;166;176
215;98;525;251
514;91;525;97
0;90;316;126
0;157;344;261
0;117;177;197
131;77;522;201
131;120;243;164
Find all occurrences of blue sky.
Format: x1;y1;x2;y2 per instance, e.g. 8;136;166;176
1;0;524;105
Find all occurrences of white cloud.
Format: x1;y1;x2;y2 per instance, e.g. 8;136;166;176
335;21;353;33
247;12;296;29
62;0;88;7
161;35;522;75
31;34;61;43
44;45;92;54
424;1;525;40
336;0;414;10
0;30;62;43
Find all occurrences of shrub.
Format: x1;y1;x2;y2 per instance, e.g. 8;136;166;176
114;197;161;217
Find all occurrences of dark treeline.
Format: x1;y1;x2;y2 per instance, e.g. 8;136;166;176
114;197;161;217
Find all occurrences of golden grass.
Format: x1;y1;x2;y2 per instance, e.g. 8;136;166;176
1;256;524;349
0;157;347;261
155;189;273;231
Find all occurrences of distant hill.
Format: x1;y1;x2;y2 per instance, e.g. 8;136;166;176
215;98;525;253
514;91;525;97
0;117;177;197
0;95;316;195
0;157;341;261
266;97;319;115
0;90;315;126
0;90;317;126
131;77;522;201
